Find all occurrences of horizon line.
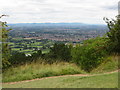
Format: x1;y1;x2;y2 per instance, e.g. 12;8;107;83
8;22;106;25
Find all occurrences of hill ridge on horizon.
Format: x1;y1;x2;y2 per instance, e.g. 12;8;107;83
8;23;106;26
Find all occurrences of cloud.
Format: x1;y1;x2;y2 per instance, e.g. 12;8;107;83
106;6;118;10
0;0;119;24
102;4;118;10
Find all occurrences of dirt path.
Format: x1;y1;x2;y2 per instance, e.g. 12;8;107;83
2;70;119;85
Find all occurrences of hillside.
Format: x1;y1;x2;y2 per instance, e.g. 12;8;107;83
2;55;119;88
3;72;118;88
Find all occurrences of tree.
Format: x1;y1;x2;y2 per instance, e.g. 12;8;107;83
31;50;42;60
9;51;26;65
48;43;71;61
104;16;120;54
0;15;11;68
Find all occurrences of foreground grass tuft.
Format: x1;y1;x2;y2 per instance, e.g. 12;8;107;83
91;55;118;73
3;61;85;82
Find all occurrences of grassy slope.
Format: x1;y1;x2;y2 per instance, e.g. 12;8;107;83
3;61;85;82
2;55;119;88
3;72;118;88
91;55;118;74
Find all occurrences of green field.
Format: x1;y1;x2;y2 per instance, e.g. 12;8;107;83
3;72;118;88
9;38;54;54
42;49;50;54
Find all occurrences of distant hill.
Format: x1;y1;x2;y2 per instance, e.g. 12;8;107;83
8;23;108;32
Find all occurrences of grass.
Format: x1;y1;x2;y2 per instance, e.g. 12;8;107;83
36;46;43;48
3;61;85;83
91;55;118;74
3;72;118;88
9;42;14;45
42;49;50;54
12;48;21;51
3;55;119;83
2;55;119;88
30;42;42;46
12;48;50;54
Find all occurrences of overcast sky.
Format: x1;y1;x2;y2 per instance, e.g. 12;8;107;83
0;0;119;24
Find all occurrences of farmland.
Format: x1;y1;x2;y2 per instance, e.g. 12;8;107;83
8;23;108;55
9;38;54;55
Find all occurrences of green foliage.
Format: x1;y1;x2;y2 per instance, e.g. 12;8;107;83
9;51;27;65
31;50;42;59
45;43;71;62
104;16;120;54
91;55;118;73
0;15;11;68
72;37;108;72
8;50;42;66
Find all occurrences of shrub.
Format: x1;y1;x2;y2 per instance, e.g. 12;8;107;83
72;37;108;72
9;51;27;65
44;43;72;62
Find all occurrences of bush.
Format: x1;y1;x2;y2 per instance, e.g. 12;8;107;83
31;50;42;60
72;37;108;72
9;51;27;65
44;43;72;62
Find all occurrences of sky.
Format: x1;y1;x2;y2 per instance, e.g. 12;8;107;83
0;0;119;24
